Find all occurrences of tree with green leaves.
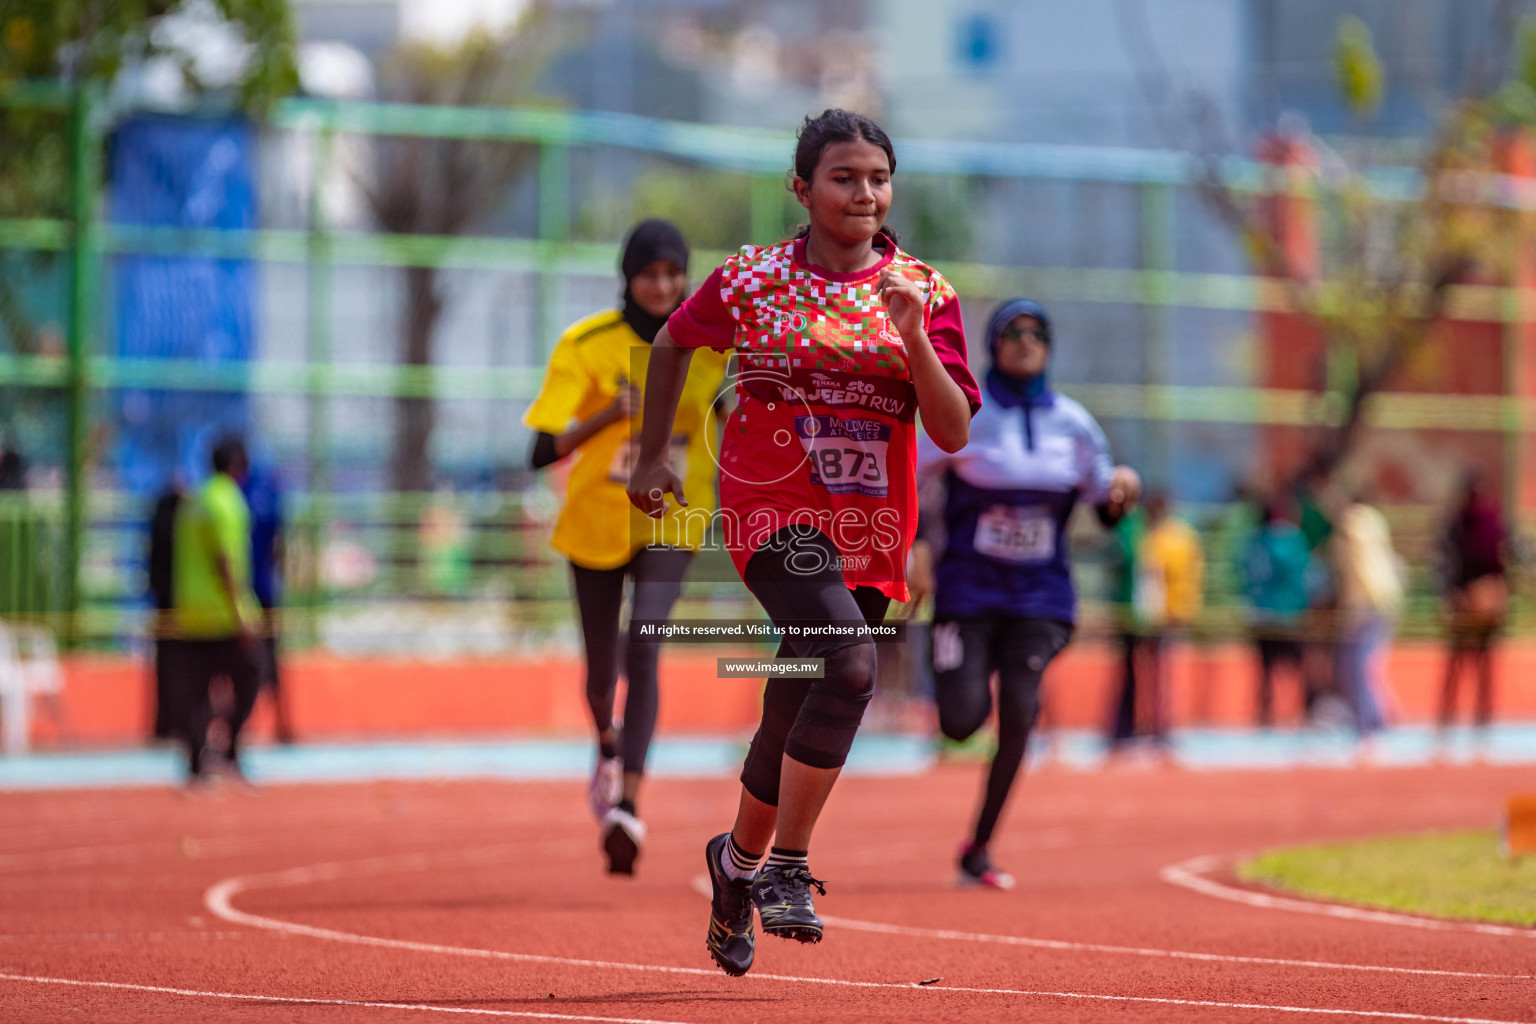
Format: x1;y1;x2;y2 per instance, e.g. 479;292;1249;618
0;0;297;211
0;1;299;638
1120;0;1536;495
0;0;298;379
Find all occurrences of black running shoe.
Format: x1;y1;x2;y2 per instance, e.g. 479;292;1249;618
601;808;645;876
957;841;1015;890
752;863;826;944
704;833;755;976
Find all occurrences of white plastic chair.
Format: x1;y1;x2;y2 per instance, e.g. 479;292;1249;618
0;620;68;755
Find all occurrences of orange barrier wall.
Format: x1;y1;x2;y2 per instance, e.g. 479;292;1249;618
24;640;1535;747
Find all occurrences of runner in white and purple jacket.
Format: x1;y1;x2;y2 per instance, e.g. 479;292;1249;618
914;298;1140;889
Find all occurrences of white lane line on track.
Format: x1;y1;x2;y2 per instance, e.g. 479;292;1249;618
1163;854;1536;939
202;861;1536;1024
5;967;1530;1024
682;876;1530;981
0;972;697;1024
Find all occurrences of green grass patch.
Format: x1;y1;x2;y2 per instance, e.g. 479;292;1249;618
1239;830;1536;927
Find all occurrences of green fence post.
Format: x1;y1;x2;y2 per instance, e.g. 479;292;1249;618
1140;181;1175;489
63;84;101;649
303;116;336;647
537;142;570;362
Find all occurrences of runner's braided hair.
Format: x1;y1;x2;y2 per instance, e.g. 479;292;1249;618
788;108;900;247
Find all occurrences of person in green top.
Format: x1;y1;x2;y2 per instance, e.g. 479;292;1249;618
170;437;262;784
1242;494;1319;726
1107;504;1150;749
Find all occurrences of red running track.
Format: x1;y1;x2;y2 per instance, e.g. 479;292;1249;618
0;763;1532;1023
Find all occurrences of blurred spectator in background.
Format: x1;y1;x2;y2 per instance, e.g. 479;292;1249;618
1438;471;1509;733
147;477;184;740
1242;493;1316;728
1296;478;1344;724
0;447;24;490
1296;484;1336;552
1131;492;1204;741
420;483;471;598
171;437;262;785
0;443;50;620
242;459;295;744
1329;493;1403;738
1107;502;1148;750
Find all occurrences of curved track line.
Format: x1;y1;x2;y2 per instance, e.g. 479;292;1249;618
0;970;698;1024
1163;855;1536;938
682;875;1529;981
203;859;1536;1024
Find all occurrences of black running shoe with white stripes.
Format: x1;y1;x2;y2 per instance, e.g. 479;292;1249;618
751;863;826;944
704;833;755;976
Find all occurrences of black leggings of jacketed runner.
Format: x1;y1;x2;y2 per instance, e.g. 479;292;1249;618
569;546;693;775
933;616;1072;847
738;527;891;805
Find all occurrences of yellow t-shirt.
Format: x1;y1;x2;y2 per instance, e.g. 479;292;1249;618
525;309;730;570
1142;517;1205;626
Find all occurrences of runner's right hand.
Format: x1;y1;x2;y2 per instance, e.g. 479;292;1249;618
627;456;686;518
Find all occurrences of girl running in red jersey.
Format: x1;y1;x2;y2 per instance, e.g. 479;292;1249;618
627;109;980;976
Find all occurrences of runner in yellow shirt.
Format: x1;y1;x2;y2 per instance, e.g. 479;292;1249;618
525;219;728;875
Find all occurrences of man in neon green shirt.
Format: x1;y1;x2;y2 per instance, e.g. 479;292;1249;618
170;437;262;783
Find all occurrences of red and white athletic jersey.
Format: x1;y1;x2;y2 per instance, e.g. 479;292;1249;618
667;235;980;601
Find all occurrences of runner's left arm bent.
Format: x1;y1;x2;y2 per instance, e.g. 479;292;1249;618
627;324;694;519
878;270;969;453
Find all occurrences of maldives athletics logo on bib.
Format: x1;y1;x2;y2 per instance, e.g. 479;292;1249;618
795;414;892;498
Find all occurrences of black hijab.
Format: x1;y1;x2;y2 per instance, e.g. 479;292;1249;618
620;219;690;343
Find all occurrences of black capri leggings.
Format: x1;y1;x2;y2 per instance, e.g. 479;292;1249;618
738;527;891;806
569;546;693;776
932;616;1072;847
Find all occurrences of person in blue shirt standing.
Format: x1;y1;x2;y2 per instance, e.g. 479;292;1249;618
242;458;295;744
1242;493;1317;727
913;299;1139;888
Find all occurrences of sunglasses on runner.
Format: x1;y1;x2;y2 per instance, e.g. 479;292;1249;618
999;325;1048;344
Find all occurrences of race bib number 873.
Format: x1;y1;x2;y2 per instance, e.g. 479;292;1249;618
795;415;891;498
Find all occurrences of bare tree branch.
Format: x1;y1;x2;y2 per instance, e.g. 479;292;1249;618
362;12;571;494
1115;0;1520;493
